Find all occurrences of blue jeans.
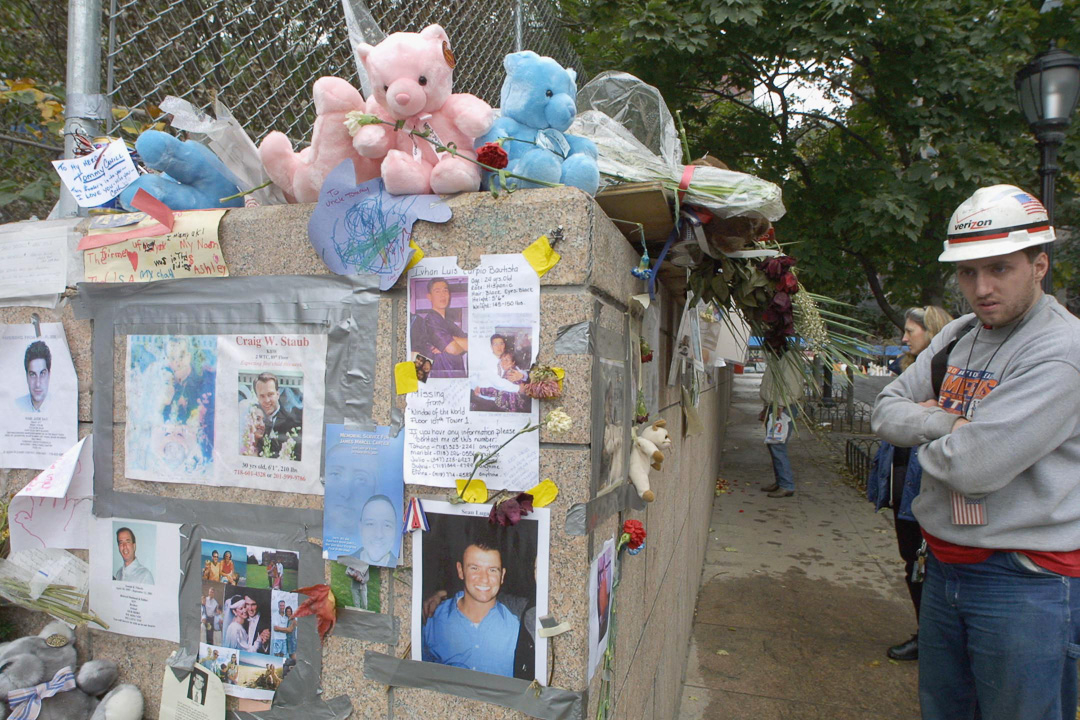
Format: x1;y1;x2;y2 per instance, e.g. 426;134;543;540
920;552;1080;720
766;416;795;491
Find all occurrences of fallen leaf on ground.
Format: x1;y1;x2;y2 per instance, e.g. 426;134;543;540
714;649;730;656
869;660;881;667
723;547;738;552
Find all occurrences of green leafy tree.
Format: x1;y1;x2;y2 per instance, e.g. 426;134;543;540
0;0;68;223
563;0;1079;331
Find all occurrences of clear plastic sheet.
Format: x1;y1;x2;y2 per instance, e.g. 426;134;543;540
576;71;680;163
340;0;386;100
569;74;786;221
160;97;289;207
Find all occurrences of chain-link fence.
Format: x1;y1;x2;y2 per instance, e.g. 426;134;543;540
103;0;581;145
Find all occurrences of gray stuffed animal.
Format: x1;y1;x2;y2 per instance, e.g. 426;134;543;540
0;621;143;720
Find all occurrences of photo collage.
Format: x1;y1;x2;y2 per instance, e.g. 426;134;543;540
196;539;300;700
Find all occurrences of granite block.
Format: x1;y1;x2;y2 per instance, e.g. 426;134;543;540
0;190;732;718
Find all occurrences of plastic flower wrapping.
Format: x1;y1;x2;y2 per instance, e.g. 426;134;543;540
569;72;785;221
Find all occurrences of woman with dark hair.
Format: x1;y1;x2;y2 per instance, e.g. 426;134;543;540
868;305;953;661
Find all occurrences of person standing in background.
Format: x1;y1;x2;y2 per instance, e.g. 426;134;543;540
758;355;807;498
868;305;953;661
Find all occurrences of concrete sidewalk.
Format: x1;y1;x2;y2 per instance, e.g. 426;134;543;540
678;375;920;719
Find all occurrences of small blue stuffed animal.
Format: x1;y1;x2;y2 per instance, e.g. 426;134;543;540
119;130;244;211
477;51;599;195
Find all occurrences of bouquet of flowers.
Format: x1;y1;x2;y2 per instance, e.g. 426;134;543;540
687;239;865;410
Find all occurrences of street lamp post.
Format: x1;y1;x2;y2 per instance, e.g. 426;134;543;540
1015;43;1080;294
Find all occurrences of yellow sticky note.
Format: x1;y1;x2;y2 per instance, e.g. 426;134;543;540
456;478;488;504
526;479;559;508
522;235;561;277
394;361;419;394
552;366;565;392
405;240;425;270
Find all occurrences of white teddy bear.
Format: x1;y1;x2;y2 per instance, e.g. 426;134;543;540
628;420;672;502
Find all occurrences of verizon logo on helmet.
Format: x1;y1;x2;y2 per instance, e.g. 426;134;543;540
953;219;993;232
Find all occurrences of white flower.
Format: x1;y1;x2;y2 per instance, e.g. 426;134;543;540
343;111;382;136
543;408;572;435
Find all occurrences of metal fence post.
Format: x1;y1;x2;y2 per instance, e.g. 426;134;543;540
514;0;524;52
846;366;855;426
59;0;104;218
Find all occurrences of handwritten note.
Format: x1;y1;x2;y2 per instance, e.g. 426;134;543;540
0;219;71;302
8;437;93;553
83;209;228;283
51;139;139;207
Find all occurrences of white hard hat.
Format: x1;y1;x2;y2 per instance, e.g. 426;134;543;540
939;184;1057;262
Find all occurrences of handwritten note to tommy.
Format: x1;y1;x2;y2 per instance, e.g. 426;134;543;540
83;209;229;283
51;140;139;208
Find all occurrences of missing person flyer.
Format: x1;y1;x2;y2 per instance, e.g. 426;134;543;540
0;322;78;469
404;255;540;491
124;333;327;494
89;515;181;642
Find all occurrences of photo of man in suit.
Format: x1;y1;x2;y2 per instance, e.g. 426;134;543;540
253;372;302;461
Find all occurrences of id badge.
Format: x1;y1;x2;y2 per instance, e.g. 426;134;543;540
950;490;988;525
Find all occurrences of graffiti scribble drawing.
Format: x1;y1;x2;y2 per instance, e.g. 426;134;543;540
308;163;452;291
332;190;413;279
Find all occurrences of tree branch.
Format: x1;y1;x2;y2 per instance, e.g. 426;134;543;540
788;110;887;163
841;246;904;329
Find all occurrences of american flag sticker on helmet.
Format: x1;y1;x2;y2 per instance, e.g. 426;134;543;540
951;490;987;525
1012;192;1046;216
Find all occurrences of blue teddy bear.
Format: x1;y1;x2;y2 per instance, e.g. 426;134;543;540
118;130;244;211
477;51;599;195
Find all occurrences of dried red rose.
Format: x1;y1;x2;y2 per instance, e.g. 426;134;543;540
770;291;792;313
489;492;534;526
477;142;509;170
776;272;799;294
623;519;646;549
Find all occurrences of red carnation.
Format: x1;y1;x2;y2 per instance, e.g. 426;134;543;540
477;142;509;169
776;272;799;294
623;519;646;549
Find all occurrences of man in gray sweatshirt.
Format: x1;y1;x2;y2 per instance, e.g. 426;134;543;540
872;185;1080;720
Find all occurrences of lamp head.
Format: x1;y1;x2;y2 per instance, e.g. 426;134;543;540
1015;44;1080;141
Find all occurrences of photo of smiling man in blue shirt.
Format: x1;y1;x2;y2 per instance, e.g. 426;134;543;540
421;539;520;676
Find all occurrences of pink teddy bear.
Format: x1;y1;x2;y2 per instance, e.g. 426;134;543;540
260;77;379;203
352;25;494;195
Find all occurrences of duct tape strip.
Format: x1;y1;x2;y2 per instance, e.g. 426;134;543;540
564;484;646;536
166;648;197;674
66;92;110;121
227;659;353;720
73;275;380;525
592;325;626;362
554;321;591;355
363;651;585;720
332;607;398;644
389;296;403;437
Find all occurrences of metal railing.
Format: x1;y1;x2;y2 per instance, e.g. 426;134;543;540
804;398;874;435
100;0;581;145
844;437;880;485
